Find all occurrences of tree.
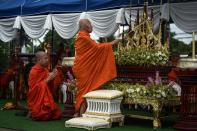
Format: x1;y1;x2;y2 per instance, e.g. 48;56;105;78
0;28;34;71
169;32;191;55
41;30;75;57
0;41;10;71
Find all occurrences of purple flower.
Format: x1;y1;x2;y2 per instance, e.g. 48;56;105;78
156;71;160;78
155;71;162;85
148;77;154;85
145;83;151;88
67;71;74;81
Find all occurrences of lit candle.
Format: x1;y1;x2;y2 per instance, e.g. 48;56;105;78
192;32;195;59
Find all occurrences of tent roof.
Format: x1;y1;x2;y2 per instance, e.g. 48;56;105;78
0;0;196;18
0;0;169;18
0;0;25;17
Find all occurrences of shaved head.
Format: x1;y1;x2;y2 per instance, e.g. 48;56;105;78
35;51;46;61
35;51;49;67
79;19;92;33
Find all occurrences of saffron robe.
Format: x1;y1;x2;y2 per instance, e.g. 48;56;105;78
72;31;117;112
0;69;13;89
28;64;62;121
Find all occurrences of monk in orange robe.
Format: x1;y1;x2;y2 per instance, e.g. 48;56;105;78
27;51;62;121
73;19;121;116
0;68;14;98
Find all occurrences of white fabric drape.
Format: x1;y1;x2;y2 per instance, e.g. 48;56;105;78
19;15;48;39
0;7;166;43
161;2;197;33
2;2;197;43
86;9;120;37
44;14;52;30
51;13;81;39
0;8;125;42
169;2;197;33
161;3;169;21
0;18;17;42
124;6;161;32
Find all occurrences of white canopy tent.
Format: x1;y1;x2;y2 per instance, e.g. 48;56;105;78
0;1;197;43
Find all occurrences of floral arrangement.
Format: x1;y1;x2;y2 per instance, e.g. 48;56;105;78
103;71;178;99
65;71;76;92
115;45;169;66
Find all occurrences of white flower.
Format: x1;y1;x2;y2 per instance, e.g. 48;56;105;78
136;88;140;92
156;94;161;98
161;92;166;97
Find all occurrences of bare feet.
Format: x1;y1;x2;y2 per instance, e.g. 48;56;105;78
73;112;79;118
26;111;31;118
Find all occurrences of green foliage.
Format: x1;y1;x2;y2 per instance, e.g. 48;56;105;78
0;29;33;70
43;30;75;56
170;32;191;55
0;42;10;71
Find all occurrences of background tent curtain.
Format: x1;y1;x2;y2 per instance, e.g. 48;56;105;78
51;13;81;39
0;18;17;42
0;6;162;42
86;9;120;37
13;15;48;39
124;5;161;32
1;1;197;43
161;2;197;33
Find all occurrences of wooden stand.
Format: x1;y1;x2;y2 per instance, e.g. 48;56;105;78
173;69;197;130
115;65;173;84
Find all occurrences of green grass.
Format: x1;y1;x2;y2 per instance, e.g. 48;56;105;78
0;99;178;131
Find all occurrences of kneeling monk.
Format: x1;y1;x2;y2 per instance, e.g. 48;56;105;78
27;51;62;120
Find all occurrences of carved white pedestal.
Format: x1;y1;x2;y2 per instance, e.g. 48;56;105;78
65;90;124;130
83;90;124;126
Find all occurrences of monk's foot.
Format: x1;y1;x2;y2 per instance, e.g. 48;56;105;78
26;111;31;118
73;113;79;118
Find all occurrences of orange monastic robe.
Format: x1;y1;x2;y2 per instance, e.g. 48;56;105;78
53;67;64;89
73;31;117;112
28;64;62;121
0;69;14;89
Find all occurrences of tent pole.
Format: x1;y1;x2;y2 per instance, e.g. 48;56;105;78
52;25;54;69
48;24;54;71
13;29;22;108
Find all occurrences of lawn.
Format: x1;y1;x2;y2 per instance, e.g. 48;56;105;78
0;99;178;131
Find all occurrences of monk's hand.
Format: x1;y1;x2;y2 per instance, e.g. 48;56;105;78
112;34;128;45
46;69;58;83
111;39;121;45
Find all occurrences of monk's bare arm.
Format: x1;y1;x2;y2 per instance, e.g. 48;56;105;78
111;39;121;45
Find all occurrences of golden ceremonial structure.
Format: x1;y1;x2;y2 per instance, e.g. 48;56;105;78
114;2;180;129
116;2;169;67
122;3;163;50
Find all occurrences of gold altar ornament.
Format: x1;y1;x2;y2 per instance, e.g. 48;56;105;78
115;2;169;66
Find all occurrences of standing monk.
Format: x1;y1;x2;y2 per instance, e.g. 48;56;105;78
27;51;62;120
73;19;121;116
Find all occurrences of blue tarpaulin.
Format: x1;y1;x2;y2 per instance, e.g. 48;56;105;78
23;0;87;15
0;0;192;18
0;0;25;17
